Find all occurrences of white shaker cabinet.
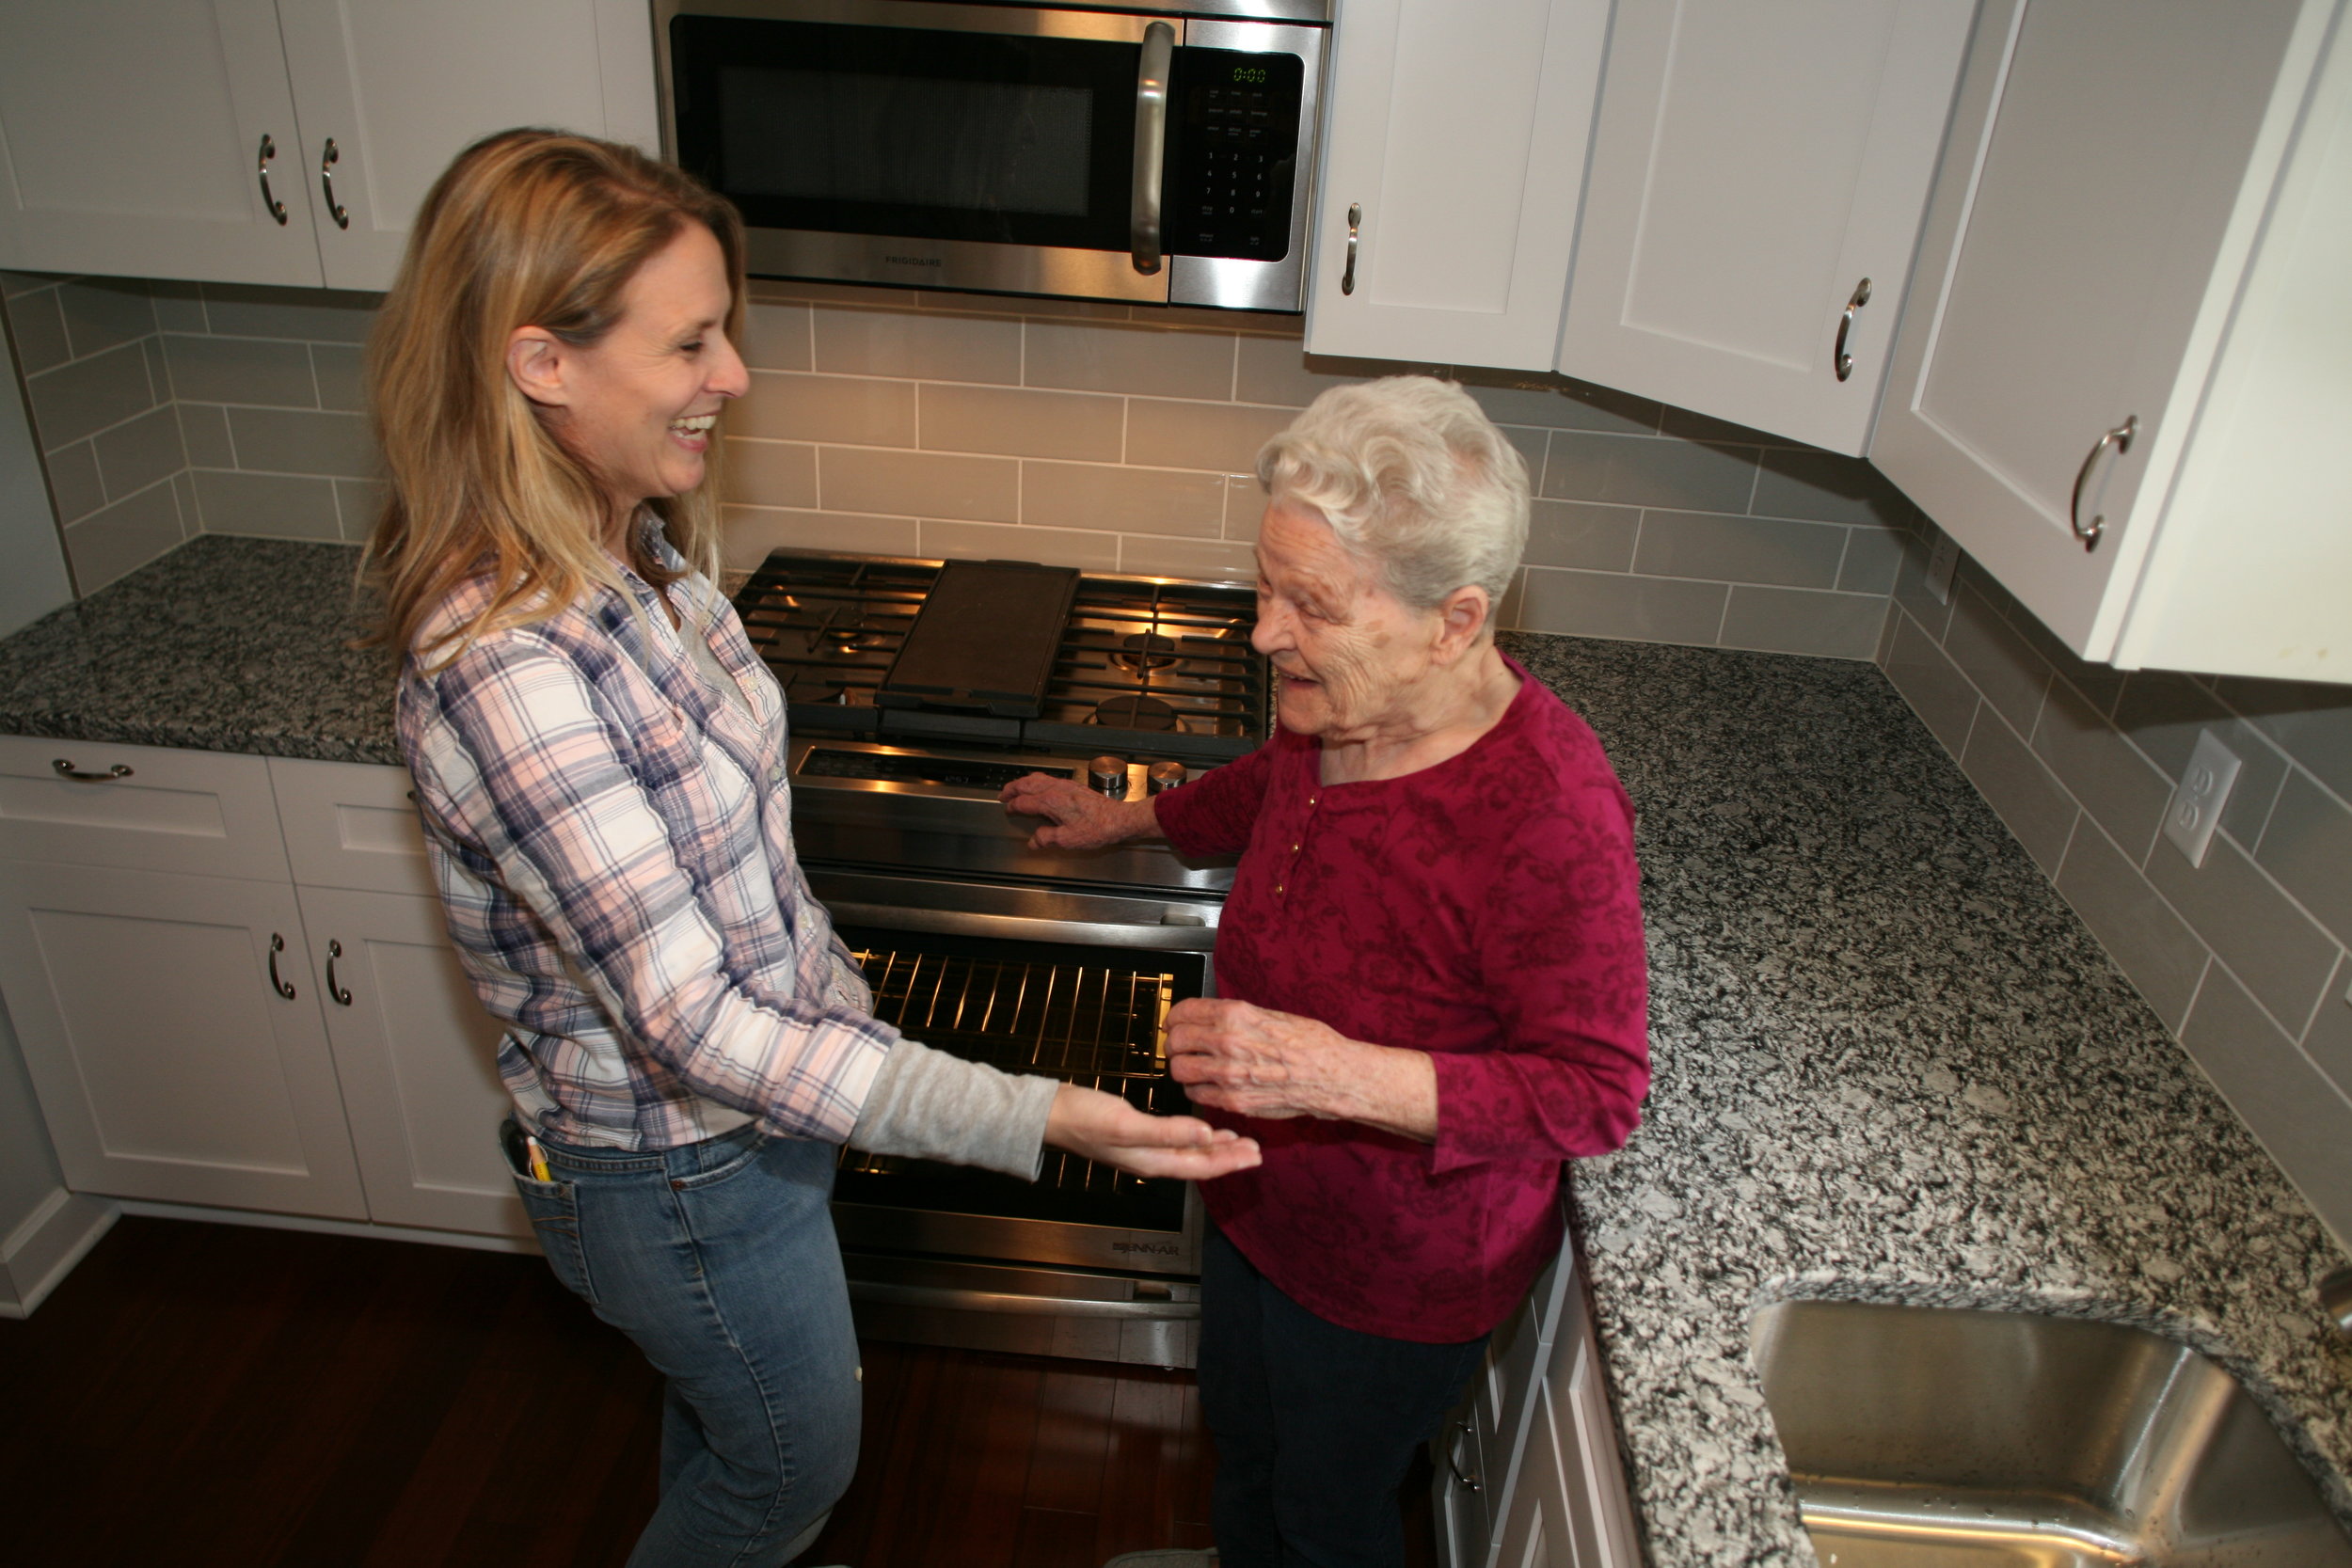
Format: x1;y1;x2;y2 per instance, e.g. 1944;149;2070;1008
1431;1216;1637;1568
1870;0;2352;681
1304;0;1611;371
0;0;659;289
276;0;660;292
0;0;325;285
270;757;526;1239
1552;0;1975;456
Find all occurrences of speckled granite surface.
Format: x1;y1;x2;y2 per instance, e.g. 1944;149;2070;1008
0;535;399;765
3;538;2347;1562
1501;629;2352;1567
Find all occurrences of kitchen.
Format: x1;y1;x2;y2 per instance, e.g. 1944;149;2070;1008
2;1;2351;1564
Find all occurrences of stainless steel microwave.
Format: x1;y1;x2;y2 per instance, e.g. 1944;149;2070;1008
653;0;1328;311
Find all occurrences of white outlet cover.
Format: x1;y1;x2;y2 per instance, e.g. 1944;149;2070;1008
2161;728;2244;868
1926;534;1961;606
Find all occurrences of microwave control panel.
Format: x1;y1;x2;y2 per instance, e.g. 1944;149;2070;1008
1166;48;1305;263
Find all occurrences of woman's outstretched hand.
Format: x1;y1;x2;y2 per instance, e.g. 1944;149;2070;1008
1000;772;1161;850
1045;1084;1262;1180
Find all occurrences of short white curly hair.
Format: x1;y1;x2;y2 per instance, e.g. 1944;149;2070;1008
1254;375;1528;625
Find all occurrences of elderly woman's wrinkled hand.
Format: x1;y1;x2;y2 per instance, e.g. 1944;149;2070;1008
1164;997;1357;1121
1167;998;1441;1140
1000;771;1156;850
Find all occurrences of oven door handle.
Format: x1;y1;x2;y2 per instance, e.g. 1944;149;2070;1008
824;900;1216;951
1130;19;1175;275
850;1280;1200;1321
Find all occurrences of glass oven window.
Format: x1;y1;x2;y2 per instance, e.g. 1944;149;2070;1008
830;926;1207;1231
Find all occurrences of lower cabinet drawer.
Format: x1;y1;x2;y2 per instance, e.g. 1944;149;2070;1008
270;756;436;897
0;736;288;880
1437;1407;1495;1568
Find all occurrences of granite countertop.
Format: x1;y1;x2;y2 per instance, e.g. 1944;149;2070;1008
7;534;2350;1562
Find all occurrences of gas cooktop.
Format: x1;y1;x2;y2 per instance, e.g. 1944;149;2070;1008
730;549;1271;766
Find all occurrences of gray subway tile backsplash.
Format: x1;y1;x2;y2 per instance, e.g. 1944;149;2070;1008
2177;965;2352;1232
720;438;819;511
1027;320;1235;401
224;406;373;479
1021;461;1225;538
1941;585;2052;741
917;383;1124;463
1959;704;2078;874
1518;567;1728;647
192;468;343;541
813;305;1021;383
177;404;237;470
1716;584;1887;661
25;341;157;448
42;439;105;526
8;286;72;375
733;372;916;447
56;278;157;361
1541;431;1758;514
2254;770;2352;950
2032;678;2173;863
310;344;366;414
1751;446;1915;529
61;480;183;594
165;334;318;407
92;405;186;501
2216;678;2352;804
1523;500;1639;572
200;284;378;343
1632;511;1848;590
2054;819;2209;1033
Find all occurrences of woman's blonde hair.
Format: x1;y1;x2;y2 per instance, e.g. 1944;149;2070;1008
363;128;746;663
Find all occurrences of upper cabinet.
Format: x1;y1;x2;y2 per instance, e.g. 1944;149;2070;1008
1552;0;1975;456
1870;0;2351;682
0;0;659;292
276;0;658;291
1304;0;1612;372
0;0;324;286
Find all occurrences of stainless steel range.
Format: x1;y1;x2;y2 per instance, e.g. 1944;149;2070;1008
730;548;1268;1367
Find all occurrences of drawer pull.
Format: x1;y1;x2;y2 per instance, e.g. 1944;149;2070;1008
1445;1418;1483;1493
319;136;350;230
268;933;296;1000
326;939;354;1006
1342;203;1361;295
53;759;134;783
2069;414;2137;551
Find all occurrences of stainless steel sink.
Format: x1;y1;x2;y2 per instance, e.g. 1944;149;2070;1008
1750;1299;2352;1567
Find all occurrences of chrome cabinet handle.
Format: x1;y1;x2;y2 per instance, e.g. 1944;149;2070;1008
52;758;133;783
257;133;288;226
2068;414;2137;551
1833;277;1872;382
1444;1419;1482;1493
326;939;353;1006
1130;21;1175;276
1342;203;1360;295
268;933;296;1000
319;137;349;230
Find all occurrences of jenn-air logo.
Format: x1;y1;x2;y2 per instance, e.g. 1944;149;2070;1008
882;254;943;267
1113;1241;1180;1255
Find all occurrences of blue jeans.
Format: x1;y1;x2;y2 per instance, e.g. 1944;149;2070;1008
503;1118;858;1568
1199;1226;1489;1568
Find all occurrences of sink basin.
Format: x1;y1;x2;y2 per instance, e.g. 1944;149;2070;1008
1750;1299;2352;1567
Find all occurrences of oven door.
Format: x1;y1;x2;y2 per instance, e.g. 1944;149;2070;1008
814;867;1222;1362
656;0;1323;310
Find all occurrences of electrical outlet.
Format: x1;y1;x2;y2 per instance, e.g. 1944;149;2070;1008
1926;533;1961;605
2161;728;2243;868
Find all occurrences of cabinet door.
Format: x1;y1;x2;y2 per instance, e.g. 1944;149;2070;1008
1554;0;1973;455
295;884;524;1237
276;0;641;291
1304;0;1611;371
0;859;364;1215
268;756;434;898
1868;0;2310;658
0;0;324;284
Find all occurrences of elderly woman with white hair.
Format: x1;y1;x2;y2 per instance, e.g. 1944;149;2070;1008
1002;374;1651;1568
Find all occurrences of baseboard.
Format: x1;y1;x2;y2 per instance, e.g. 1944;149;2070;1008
0;1188;118;1318
113;1199;536;1256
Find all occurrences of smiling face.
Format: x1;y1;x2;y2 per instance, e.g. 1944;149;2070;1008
1251;500;1449;742
528;221;747;519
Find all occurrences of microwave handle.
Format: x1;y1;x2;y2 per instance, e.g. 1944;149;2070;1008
1130;20;1175;276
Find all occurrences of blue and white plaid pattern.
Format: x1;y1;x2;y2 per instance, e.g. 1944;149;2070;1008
396;542;894;1151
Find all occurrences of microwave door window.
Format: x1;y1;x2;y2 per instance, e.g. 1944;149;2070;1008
672;17;1136;252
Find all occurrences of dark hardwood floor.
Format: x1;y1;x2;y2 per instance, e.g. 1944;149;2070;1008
1;1216;1436;1566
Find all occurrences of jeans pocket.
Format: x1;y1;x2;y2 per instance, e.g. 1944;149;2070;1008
669;1128;774;1192
501;1122;598;1306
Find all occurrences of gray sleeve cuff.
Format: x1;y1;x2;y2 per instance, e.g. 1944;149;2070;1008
847;1039;1060;1180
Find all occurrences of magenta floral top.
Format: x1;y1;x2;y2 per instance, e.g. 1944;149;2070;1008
1154;658;1650;1342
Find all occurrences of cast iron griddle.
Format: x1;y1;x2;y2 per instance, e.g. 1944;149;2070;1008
876;559;1081;719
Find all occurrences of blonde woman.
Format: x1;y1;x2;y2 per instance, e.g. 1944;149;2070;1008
366;130;1259;1568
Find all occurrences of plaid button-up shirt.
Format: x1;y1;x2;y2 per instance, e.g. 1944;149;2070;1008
396;541;895;1151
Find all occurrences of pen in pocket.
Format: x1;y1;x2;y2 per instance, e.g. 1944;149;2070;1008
525;1134;552;1182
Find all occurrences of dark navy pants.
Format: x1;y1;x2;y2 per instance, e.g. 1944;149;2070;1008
1199;1226;1489;1568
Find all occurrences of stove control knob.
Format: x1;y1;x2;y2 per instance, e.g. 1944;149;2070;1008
1089;755;1130;797
1147;761;1188;795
